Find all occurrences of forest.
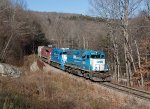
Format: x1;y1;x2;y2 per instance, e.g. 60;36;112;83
0;0;150;108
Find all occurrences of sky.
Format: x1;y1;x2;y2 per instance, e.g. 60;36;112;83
26;0;90;15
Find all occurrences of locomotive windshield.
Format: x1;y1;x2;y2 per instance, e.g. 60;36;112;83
91;55;100;59
60;52;67;55
63;52;67;54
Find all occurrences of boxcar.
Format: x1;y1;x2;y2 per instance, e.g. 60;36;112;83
39;46;52;63
38;46;44;57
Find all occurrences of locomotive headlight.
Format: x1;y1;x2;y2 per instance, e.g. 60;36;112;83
95;67;97;70
95;66;99;71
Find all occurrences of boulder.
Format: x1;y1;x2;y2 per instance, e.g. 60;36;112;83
30;61;40;72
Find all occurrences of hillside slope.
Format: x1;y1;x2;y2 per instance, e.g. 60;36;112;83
32;12;109;50
0;56;149;109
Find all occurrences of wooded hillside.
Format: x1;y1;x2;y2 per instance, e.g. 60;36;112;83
0;0;48;65
0;0;149;88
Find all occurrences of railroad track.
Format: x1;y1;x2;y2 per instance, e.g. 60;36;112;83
101;82;150;101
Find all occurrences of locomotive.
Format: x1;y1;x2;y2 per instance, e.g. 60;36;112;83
51;48;69;70
38;46;110;81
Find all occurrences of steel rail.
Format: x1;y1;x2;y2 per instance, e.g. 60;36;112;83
101;82;150;101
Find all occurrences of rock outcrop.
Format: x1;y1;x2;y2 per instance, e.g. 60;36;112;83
0;63;22;78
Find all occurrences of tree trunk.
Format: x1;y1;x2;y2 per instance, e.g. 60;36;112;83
109;29;120;82
140;73;144;88
116;47;120;81
86;40;89;49
135;40;144;88
83;37;86;49
135;40;141;68
124;43;130;86
122;0;133;86
129;45;136;72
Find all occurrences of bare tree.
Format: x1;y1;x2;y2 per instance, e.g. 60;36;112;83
90;0;122;82
0;0;47;64
90;0;143;86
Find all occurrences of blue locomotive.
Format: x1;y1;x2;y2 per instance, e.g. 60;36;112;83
65;49;110;81
50;48;69;70
38;47;110;81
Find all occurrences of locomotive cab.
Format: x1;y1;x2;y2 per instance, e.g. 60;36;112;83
60;51;67;63
89;52;109;72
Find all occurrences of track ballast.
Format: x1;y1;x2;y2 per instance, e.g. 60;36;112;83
101;82;150;101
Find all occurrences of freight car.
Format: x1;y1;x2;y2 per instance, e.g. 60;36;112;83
65;49;110;81
38;46;44;57
38;46;52;64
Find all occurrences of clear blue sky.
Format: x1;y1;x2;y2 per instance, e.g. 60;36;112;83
26;0;90;15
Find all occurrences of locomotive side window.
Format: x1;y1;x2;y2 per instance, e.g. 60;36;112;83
87;55;90;59
101;55;105;58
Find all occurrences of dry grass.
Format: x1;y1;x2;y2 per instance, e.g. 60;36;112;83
0;70;117;109
22;55;38;70
0;58;149;109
